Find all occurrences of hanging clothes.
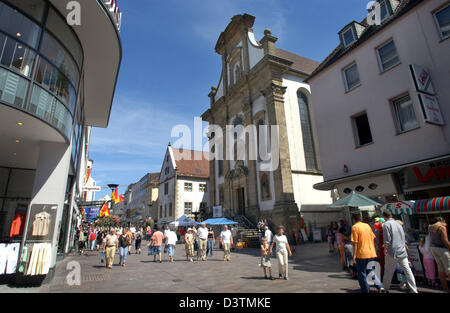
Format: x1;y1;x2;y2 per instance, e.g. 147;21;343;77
9;213;26;237
18;245;28;273
5;243;20;274
25;243;51;276
32;212;51;237
0;244;7;274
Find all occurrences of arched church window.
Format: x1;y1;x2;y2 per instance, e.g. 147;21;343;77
298;91;318;172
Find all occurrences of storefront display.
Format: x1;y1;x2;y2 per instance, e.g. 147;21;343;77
0;243;20;274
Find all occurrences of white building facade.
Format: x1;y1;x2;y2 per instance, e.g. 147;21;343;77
157;145;210;224
202;14;336;232
308;0;450;212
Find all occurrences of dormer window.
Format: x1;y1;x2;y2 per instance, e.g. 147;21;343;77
342;26;356;47
379;0;390;22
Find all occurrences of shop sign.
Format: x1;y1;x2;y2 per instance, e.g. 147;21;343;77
410;64;435;95
408;245;424;277
101;0;122;31
418;94;444;126
82;186;101;192
402;158;450;189
213;206;222;218
312;229;322;242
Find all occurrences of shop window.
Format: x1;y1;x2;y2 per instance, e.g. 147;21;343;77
0;1;41;48
0;67;29;109
352;112;373;147
0;33;36;77
45;7;83;68
39;32;79;88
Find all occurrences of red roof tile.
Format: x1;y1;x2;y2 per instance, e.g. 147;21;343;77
172;148;210;179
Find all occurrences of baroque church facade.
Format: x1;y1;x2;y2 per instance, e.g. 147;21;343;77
201;14;339;233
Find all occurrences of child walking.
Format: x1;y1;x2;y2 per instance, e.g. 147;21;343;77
260;237;274;280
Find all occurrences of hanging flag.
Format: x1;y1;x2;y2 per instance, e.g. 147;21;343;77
119;194;125;202
84;167;92;184
99;202;110;217
111;187;119;204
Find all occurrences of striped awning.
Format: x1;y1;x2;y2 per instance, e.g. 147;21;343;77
380;201;415;215
413;197;450;214
381;197;450;215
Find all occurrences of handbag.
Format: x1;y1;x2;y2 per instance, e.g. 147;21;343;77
164;244;168;254
100;251;105;263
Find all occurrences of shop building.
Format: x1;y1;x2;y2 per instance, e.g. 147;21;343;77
157;144;210;224
307;0;450;222
201;14;336;232
120;173;159;223
0;0;121;283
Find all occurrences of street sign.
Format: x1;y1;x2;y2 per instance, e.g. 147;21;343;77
82;186;102;192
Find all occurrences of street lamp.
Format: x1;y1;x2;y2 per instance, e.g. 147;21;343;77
107;183;119;213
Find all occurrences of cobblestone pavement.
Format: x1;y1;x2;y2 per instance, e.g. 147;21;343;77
0;242;445;293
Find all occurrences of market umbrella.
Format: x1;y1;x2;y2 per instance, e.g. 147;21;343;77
328;193;381;208
169;215;198;227
200;218;238;225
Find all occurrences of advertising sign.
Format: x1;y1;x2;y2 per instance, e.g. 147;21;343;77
312;229;322;242
213;206;222;218
418;93;444;126
401;157;450;189
410;64;435;95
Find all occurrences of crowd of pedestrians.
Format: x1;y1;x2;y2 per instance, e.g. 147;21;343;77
326;211;450;293
72;213;449;293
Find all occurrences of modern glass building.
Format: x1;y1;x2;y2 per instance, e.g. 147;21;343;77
0;0;121;283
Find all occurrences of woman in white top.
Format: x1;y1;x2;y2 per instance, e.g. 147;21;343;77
270;225;292;280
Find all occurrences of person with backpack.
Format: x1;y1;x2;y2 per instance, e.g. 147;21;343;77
135;228;143;254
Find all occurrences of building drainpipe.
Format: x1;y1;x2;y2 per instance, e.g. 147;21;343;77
174;168;178;220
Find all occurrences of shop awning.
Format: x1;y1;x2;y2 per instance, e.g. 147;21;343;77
381;197;450;215
380;201;415;215
414;197;450;214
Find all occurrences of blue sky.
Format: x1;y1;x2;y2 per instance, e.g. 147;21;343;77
90;0;370;198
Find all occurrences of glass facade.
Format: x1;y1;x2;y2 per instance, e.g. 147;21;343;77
0;0;84;142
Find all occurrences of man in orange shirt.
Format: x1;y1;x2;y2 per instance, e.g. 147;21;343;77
351;211;385;293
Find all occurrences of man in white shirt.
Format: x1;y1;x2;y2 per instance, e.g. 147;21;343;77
197;222;209;261
220;225;233;261
165;228;178;263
